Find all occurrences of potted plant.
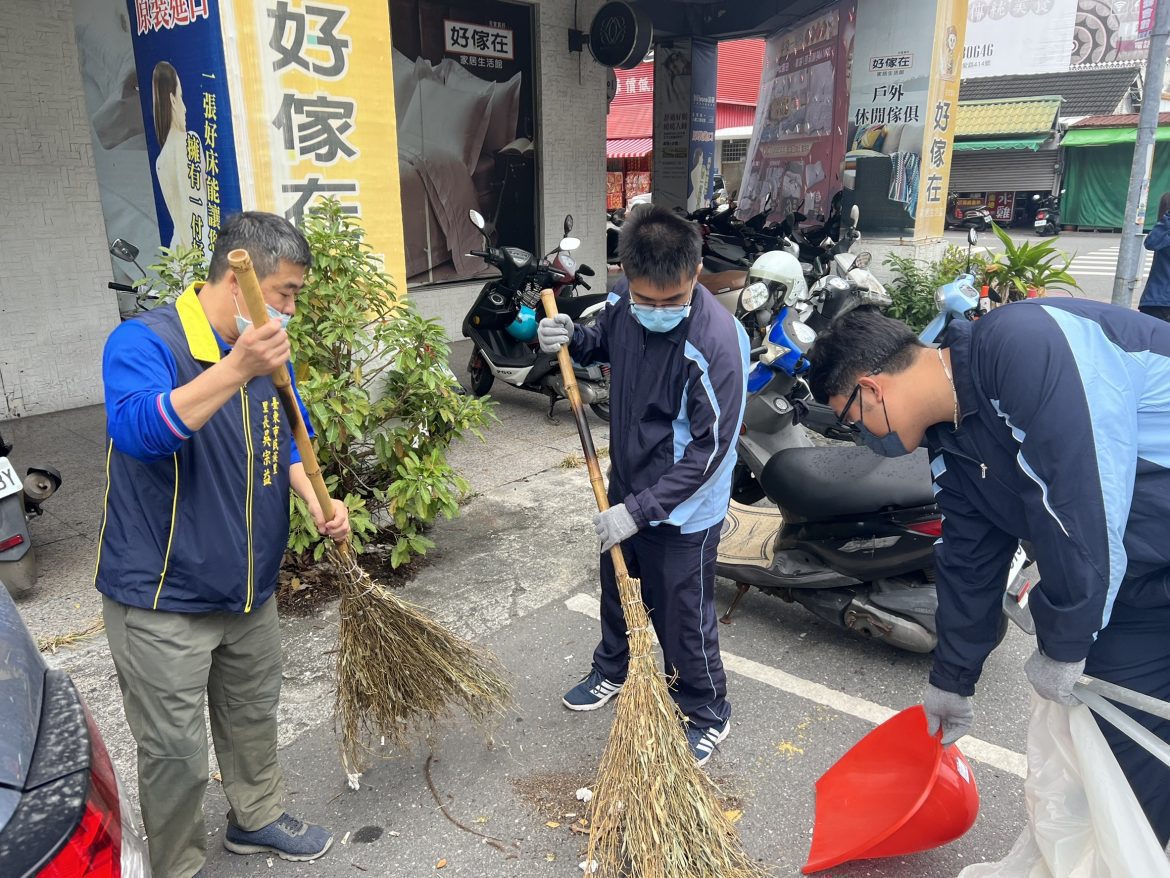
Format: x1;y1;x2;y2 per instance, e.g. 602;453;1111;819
984;223;1079;303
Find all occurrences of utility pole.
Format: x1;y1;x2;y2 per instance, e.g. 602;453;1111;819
1113;0;1170;308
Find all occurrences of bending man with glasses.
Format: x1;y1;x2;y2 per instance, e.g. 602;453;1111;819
806;301;1170;845
537;205;750;767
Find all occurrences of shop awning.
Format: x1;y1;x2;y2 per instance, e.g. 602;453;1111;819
607;137;654;159
1063;126;1170;147
956;97;1062;138
953;136;1048;152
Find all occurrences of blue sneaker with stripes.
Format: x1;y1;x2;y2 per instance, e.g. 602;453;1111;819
686;718;730;767
562;669;623;711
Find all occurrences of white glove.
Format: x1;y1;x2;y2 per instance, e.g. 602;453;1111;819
594;503;638;553
1024;649;1085;706
538;314;574;353
923;683;974;745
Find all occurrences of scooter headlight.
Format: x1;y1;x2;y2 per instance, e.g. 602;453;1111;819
741;281;771;312
934;285;949;311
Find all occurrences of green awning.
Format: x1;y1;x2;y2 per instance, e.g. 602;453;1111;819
952;136;1048;152
1063;126;1170;147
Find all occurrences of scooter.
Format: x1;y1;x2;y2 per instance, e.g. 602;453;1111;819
462;210;611;421
0;427;62;598
920;228;982;343
945;194;993;231
716;229;1030;654
108;238;161;320
1032;192;1062;236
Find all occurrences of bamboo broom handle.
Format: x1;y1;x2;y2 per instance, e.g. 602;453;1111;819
228;249;347;554
540;290;630;578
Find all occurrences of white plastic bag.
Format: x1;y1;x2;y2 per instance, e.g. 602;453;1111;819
957;694;1170;878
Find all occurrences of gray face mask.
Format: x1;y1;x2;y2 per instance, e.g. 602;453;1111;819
857;394;912;458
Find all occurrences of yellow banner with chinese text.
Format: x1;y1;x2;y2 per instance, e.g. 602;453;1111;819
222;0;407;290
913;0;967;240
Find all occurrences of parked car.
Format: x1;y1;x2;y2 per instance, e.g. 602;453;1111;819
0;585;150;877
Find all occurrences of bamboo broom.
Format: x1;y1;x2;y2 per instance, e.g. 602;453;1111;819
228;249;511;775
540;290;764;878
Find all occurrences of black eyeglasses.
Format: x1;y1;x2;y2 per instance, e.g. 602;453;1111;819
835;366;884;432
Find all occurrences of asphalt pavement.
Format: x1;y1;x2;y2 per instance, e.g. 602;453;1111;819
9;356;1049;878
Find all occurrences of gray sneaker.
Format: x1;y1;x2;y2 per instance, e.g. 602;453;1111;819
224;812;334;862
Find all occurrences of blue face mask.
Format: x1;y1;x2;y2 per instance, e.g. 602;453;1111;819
235;302;291;335
857;397;912;458
631;303;691;333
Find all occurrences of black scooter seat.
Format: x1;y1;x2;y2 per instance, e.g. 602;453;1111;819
760;446;934;522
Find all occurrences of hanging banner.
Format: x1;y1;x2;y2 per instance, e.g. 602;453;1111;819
654;39;695;212
126;0;242;256
737;3;856;225
223;0;407;285
847;0;964;238
916;0;967;239
687;40;718;213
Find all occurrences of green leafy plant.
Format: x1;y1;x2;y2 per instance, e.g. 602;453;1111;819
985;222;1079;302
882;245;990;333
286;199;494;566
141;245;209;307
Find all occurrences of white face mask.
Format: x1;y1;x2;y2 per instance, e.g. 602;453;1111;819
235;301;291;334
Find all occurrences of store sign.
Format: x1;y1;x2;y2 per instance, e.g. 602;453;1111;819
964;0;1077;78
444;20;514;61
588;1;653;70
225;0;405;284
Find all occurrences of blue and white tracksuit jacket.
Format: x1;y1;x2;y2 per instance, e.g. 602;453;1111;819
569;281;750;533
928;299;1170;696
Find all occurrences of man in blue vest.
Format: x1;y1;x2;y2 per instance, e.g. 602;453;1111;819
537;206;750;766
96;212;349;878
807;302;1170;846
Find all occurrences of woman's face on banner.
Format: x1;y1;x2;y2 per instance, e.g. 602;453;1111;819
170;77;186;132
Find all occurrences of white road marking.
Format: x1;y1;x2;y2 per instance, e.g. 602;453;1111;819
564;592;1028;779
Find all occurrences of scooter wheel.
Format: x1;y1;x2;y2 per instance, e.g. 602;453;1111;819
467;348;494;397
589;402;611;423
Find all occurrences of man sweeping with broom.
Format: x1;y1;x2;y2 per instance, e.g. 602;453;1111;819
96;212;348;878
538;204;750;766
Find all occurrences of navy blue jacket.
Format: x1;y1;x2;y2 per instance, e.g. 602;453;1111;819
1141;211;1170;307
570;282;750;534
928;300;1170;696
95;285;308;614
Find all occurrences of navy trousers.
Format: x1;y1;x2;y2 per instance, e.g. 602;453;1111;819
1083;600;1170;846
591;521;730;730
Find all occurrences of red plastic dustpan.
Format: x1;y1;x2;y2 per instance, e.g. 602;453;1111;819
803;705;979;873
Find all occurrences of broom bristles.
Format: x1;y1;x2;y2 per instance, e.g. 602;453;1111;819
332;547;512;770
586;573;767;878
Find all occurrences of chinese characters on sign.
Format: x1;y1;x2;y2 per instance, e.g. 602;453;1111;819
202;91;220;247
443;19;514;60
869;52;913;74
134;0;211;35
924;100;952;206
266;0;362;224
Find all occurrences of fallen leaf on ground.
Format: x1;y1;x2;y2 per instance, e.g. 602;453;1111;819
436;858;447;869
723;808;743;824
545;852;557;862
545;820;561;828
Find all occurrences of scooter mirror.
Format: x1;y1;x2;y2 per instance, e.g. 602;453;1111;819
110;238;139;262
967;227;978;246
560;236;581;252
469;210;486;230
564;214;574;235
851;251;872;270
1031;194;1041;202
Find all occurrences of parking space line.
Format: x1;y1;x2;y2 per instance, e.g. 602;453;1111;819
564;592;1028;778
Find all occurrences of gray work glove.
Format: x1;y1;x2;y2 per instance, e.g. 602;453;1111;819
538;313;574;353
1024;649;1085;706
594;503;638;553
923;683;974;745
